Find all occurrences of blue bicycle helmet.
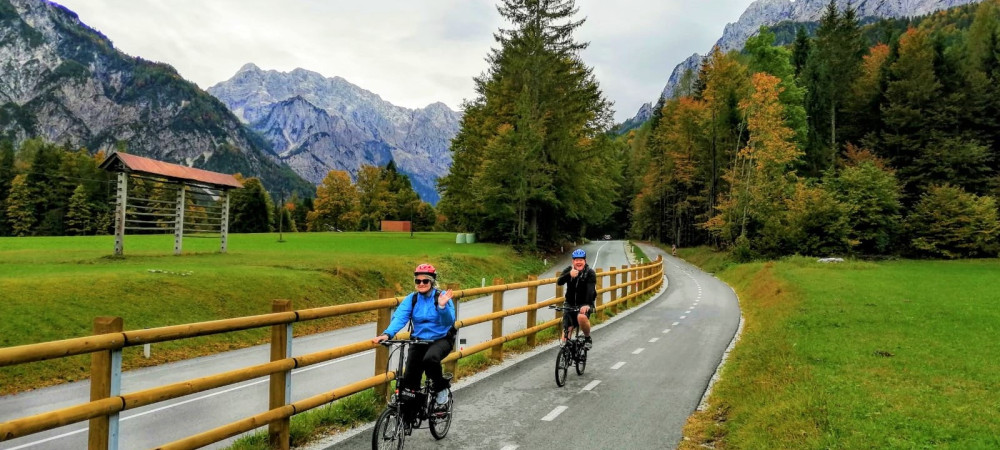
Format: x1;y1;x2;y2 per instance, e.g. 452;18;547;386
571;249;586;259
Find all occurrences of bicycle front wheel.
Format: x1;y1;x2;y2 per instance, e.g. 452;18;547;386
372;407;405;450
429;391;453;440
555;347;570;387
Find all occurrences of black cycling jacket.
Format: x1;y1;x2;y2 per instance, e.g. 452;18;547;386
557;264;597;308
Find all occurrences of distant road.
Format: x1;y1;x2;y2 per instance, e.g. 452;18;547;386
0;241;634;449
321;242;741;449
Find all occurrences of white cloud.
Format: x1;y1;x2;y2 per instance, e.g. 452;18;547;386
52;0;756;122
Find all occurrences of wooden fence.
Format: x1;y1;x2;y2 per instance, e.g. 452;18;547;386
0;257;664;449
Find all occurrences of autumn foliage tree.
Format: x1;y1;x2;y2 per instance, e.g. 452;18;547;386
708;73;802;257
307;170;360;232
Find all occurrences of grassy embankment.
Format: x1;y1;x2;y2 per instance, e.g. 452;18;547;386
676;246;1000;449
0;232;545;395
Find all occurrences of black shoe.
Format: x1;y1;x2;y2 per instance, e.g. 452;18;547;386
584;336;592;350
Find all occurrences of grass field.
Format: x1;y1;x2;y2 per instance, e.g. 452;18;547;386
678;248;1000;449
0;232;546;394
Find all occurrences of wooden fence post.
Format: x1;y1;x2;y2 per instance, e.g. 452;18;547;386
89;316;122;450
269;299;292;450
608;267;617;318
657;255;664;289
555;284;564;321
526;275;538;347
491;278;504;361
631;264;639;306
375;288;394;402
619;267;628;313
444;282;460;381
595;268;604;315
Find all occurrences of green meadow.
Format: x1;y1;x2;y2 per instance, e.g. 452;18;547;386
0;232;545;394
679;249;1000;449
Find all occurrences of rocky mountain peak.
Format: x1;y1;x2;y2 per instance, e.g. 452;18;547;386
208;65;461;204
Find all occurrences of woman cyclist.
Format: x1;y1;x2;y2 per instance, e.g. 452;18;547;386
372;263;456;408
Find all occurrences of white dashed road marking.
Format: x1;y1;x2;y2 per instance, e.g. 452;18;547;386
611;362;626;370
663;328;671;334
680;316;687;319
649;337;659;343
542;406;569;421
582;380;602;391
672;321;680;326
632;348;645;354
501;446;519;450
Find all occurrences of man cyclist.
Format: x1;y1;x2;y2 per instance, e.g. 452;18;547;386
557;249;596;349
372;263;456;409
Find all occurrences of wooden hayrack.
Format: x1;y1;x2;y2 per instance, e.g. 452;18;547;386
99;152;243;255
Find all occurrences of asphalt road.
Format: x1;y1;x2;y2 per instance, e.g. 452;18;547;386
0;241;637;449
320;243;741;450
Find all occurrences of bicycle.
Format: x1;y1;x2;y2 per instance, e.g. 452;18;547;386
550;305;588;387
372;339;454;450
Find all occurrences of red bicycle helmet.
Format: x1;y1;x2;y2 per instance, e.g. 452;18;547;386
414;263;437;279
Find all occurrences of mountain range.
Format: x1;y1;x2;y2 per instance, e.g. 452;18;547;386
0;0;314;195
207;64;461;204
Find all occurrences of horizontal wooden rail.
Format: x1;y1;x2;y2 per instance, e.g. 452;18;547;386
0;256;663;449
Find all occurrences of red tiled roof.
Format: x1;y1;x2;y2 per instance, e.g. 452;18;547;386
99;152;243;189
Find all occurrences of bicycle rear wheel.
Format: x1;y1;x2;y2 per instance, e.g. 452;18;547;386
575;347;587;375
429;390;453;439
372;407;405;450
555;347;570;387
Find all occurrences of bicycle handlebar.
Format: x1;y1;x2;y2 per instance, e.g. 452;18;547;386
379;339;434;346
549;305;581;312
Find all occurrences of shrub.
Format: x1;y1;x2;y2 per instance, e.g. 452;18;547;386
905;184;1000;258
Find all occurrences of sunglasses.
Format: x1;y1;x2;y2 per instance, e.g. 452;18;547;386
414;278;433;285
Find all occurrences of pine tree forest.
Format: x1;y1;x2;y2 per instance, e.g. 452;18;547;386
626;0;1000;260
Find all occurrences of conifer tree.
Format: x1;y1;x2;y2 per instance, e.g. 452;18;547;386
792;25;811;77
0;140;14;236
64;184;92;235
229;177;273;233
803;1;866;175
5;174;34;236
438;0;616;246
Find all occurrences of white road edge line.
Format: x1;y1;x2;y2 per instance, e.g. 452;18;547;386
541;406;569;421
581;380;601;392
611;362;626;370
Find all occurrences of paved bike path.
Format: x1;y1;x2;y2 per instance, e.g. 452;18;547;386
320;243;741;449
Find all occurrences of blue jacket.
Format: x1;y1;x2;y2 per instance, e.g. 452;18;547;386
382;288;456;340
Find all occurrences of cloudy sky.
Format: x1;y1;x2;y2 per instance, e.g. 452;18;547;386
52;0;757;123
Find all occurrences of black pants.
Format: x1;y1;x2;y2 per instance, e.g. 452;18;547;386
400;337;453;393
